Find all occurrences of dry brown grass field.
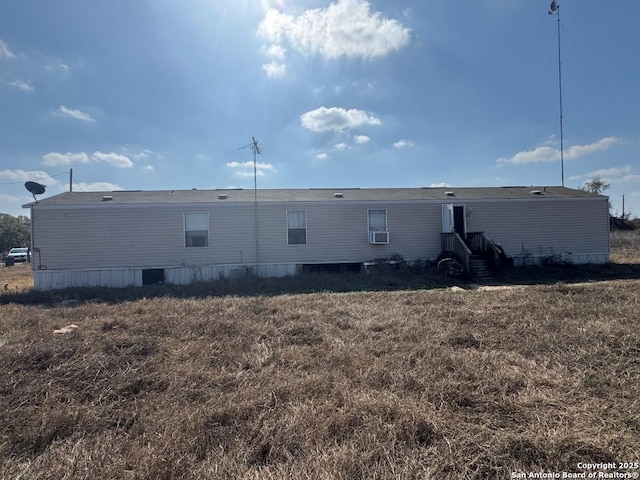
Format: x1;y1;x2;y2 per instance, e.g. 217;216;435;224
1;233;639;479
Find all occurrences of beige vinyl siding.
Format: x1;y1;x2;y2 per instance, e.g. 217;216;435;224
465;197;609;257
254;203;440;264
31;195;608;272
32;201;443;270
32;204;259;270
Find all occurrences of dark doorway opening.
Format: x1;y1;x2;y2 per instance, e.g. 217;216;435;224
453;206;466;237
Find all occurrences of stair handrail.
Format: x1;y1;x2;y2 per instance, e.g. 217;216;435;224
441;232;471;272
467;232;502;272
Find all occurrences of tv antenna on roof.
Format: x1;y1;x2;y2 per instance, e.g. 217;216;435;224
238;137;262;196
25;181;46;203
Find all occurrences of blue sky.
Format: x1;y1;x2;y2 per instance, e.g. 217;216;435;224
1;0;639;218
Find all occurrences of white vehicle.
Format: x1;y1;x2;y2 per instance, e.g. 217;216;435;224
7;247;30;262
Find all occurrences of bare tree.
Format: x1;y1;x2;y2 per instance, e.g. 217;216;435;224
581;176;612;213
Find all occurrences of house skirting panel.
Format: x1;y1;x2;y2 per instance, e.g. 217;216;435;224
33;263;303;291
165;263;301;285
34;269;141;291
512;252;609;267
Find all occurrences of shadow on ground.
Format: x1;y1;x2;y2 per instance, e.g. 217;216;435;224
2;261;640;307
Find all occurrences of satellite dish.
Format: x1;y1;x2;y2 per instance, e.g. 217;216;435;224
25;181;46;202
25;181;46;195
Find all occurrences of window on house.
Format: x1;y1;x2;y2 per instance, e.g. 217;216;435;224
368;209;387;232
185;213;209;247
287;210;307;245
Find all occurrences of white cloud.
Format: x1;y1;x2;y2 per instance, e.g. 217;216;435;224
47;63;70;73
0;193;20;203
0;169;60;187
0;174;121;194
130;149;153;160
92;151;134;168
226;161;276;177
430;182;451;188
42;151;133;168
587;166;632;178
393;139;414;149
301;106;381;132
564;137;620;160
121;147;159;166
258;0;410;62
497;145;557;164
2;78;34;92
497;137;620;164
264;44;286;60
262;61;287;78
257;0;410;77
58;105;95;122
354;135;370;144
0;39;16;59
76;182;122;192
619;174;640;184
334;143;348;151
143;165;155;171
316;153;329;160
42;152;91;166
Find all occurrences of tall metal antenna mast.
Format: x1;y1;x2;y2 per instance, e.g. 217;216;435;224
549;0;564;186
251;137;261;203
239;137;263;272
251;137;262;272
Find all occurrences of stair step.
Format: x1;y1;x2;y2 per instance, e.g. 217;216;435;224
468;256;495;281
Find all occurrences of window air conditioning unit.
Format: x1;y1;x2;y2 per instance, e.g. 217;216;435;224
370;231;389;244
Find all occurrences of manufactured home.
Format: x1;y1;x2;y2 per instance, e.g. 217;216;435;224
24;187;610;290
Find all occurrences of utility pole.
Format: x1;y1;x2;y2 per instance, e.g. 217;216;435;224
70;168;73;192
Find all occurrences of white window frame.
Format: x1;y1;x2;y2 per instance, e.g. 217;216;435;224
184;212;209;248
367;209;387;232
287;210;307;245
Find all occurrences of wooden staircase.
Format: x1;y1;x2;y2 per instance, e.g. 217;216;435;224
441;231;502;282
468;254;495;282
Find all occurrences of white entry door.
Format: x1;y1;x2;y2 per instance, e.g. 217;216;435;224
442;204;466;236
442;204;454;233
